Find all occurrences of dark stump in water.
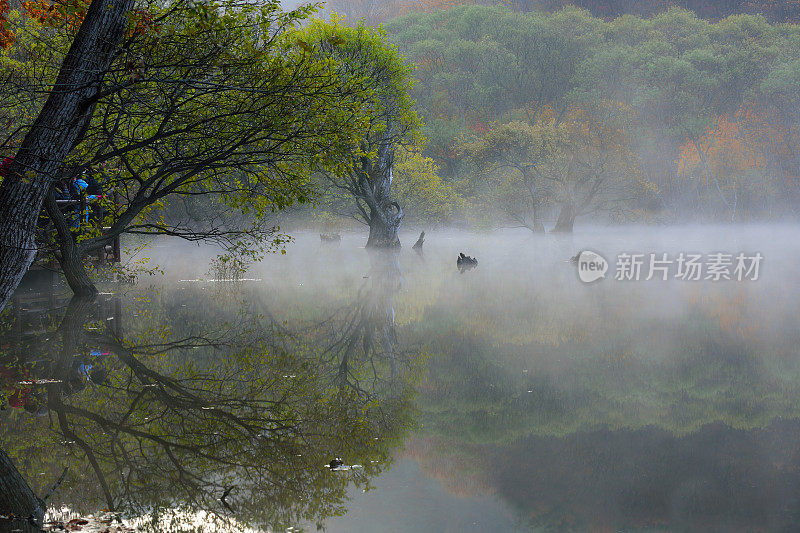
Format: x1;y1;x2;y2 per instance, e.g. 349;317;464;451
457;252;478;274
412;231;424;255
320;233;341;244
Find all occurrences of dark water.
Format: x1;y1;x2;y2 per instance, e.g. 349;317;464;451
2;226;800;532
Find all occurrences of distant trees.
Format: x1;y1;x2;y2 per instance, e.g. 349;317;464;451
464;120;552;232
463;104;639;233
322;0;800;26
486;0;800;23
545;104;641;231
384;5;800;228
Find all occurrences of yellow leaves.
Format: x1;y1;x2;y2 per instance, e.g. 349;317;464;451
296;38;313;53
392;144;463;223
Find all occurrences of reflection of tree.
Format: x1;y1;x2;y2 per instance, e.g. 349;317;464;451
489;421;800;531
0;282;418;531
405;280;800;531
314;250;409;398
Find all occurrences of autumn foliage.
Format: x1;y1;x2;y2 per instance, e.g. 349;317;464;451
677;115;763;181
0;0;88;48
397;0;474;16
0;0;156;49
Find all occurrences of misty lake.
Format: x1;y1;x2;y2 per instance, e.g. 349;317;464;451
3;225;800;532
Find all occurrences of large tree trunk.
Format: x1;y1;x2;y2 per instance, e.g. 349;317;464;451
552;201;576;233
366;202;402;248
0;0;134;313
59;244;99;297
44;193;99;296
0;447;43;528
361;140;403;248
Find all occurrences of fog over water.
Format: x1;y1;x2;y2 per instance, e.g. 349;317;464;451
4;225;800;531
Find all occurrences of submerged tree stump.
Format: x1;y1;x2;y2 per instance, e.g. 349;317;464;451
457;252;478;273
320;233;341;244
412;231;424;254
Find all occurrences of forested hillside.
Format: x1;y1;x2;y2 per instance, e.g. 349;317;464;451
323;0;800;32
377;6;800;228
517;0;800;22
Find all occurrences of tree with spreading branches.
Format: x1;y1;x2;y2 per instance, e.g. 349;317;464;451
299;17;420;248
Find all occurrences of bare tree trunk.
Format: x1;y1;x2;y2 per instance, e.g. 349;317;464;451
524;171;545;233
552;201;576;233
60;244;99;297
0;447;43;528
412;231;424;254
0;0;134;312
361;140;403;249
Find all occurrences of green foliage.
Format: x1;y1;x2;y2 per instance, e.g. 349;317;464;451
4;0;411;283
295;15;421;153
384;4;800;224
392;145;463;225
293;17;423;230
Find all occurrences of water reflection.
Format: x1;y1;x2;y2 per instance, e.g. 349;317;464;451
0;253;418;532
398;229;800;532
317;250;406;394
3;228;800;531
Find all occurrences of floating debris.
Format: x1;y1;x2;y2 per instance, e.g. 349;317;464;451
331;464;363;471
18;379;62;385
178;278;263;283
412;231;425;253
457;252;478;273
327;458;363;471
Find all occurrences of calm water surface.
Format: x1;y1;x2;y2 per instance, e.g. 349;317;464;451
2;226;800;532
